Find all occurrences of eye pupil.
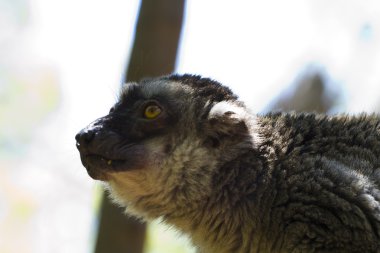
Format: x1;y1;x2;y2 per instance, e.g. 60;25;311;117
144;104;161;119
148;107;156;113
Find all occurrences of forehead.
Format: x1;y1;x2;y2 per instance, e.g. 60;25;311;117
119;80;192;103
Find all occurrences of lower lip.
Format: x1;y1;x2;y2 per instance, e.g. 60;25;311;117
86;167;108;180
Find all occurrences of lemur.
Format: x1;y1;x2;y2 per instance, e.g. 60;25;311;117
76;74;380;253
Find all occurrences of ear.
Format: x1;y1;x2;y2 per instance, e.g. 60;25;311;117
204;101;249;146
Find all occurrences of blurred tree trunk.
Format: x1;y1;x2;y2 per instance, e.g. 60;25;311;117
268;72;335;113
94;0;185;253
125;0;185;82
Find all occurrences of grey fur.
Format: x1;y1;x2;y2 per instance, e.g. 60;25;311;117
76;75;380;253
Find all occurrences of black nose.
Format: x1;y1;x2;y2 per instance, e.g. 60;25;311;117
75;128;95;147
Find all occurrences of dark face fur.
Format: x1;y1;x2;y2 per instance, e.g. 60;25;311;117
75;82;182;180
75;74;250;218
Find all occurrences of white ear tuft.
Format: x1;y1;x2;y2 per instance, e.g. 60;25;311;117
208;101;248;121
204;101;251;141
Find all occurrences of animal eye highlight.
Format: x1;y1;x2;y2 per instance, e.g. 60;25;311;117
144;104;162;119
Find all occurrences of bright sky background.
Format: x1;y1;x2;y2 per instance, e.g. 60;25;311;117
1;0;380;253
30;0;380;117
178;0;380;113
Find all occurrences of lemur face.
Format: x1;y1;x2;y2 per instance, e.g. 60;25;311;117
75;80;186;181
76;75;239;180
75;75;248;217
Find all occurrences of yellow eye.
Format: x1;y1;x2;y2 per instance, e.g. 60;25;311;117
144;104;162;119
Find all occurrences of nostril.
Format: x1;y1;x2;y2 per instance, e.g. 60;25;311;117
75;129;95;145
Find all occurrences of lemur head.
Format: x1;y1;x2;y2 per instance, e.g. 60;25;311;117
76;74;253;219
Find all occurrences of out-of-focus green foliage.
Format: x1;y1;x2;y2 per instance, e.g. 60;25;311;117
145;220;196;253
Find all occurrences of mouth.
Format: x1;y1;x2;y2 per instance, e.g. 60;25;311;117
86;154;127;169
80;154;128;180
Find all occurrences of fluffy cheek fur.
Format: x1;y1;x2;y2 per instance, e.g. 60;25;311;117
105;138;217;220
106;170;158;219
104;140;169;219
